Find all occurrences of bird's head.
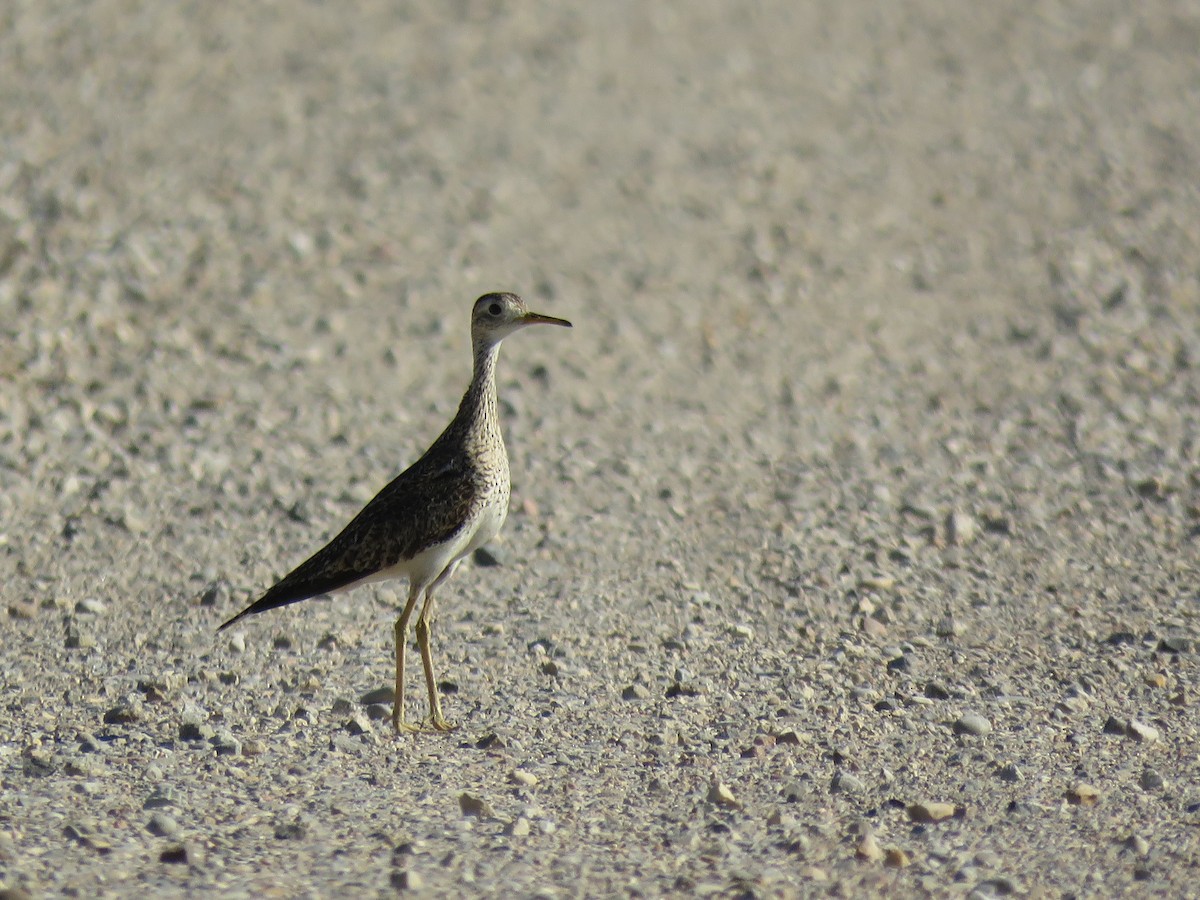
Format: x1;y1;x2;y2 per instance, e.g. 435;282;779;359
471;292;572;347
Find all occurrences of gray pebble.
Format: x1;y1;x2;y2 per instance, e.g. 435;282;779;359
1124;834;1150;856
1158;635;1193;653
1103;716;1128;735
392;870;424;890
360;687;394;705
103;701;142;725
473;545;508;567
925;682;951;700
210;731;241;755
831;771;865;794
1140;767;1164;791
199;580;230;607
74;597;107;615
143;787;178;810
147;813;179;838
995;763;1023;783
955;712;992;736
504;816;531;837
1127;719;1160;743
935;615;960;637
945;510;977;545
274;821;306;840
65;629;96;650
179;721;214;742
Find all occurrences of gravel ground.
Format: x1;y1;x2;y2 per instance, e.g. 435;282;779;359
2;1;1199;897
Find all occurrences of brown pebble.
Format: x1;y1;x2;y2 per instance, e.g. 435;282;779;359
458;793;495;818
856;832;884;862
1068;783;1100;806
707;781;740;808
885;848;911;868
908;801;956;823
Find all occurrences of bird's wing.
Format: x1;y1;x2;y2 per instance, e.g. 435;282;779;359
218;458;476;629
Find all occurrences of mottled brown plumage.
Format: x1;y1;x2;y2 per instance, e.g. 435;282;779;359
219;292;571;732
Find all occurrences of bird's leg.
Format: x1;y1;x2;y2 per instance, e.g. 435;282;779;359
393;583;422;734
415;577;457;732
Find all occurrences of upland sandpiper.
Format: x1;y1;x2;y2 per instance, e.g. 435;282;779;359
219;292;571;732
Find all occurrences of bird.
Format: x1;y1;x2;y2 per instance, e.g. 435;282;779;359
219;292;572;733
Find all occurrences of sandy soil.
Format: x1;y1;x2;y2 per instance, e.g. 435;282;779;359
2;1;1198;896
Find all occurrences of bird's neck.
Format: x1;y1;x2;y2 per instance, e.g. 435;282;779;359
456;340;501;433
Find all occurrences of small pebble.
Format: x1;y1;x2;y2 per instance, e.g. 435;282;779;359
707;782;740;809
179;721;214;742
619;678;646;700
884;848;911;868
832;771;865;794
935;615;959;637
856;832;883;862
945;510;977;545
1140;768;1164;791
147;813;179;838
1068;783;1100;806
908;801;956;823
955;712;992;736
274;821;306;840
459;793;495;818
1103;716;1129;735
65;630;97;650
862;616;887;638
392;870;423;890
859;575;895;591
143;788;178;810
510;769;538;788
8;600;37;620
160;844;189;865
1158;635;1192;653
473;546;507;567
211;731;241;755
199;581;230;608
995;763;1023;783
1124;834;1150;856
1127;719;1160;743
360;687;395;705
925;682;951;700
504;817;531;837
75;597;106;616
103;702;142;725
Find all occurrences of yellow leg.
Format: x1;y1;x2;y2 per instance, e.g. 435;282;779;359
392;584;422;734
415;587;456;732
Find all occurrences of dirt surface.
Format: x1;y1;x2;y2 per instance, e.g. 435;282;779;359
2;1;1199;896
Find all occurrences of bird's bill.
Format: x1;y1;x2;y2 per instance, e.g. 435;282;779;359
522;312;573;328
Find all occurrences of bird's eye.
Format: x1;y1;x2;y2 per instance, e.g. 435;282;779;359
488;303;502;316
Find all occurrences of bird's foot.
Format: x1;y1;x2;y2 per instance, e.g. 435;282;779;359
429;714;458;733
392;715;420;735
